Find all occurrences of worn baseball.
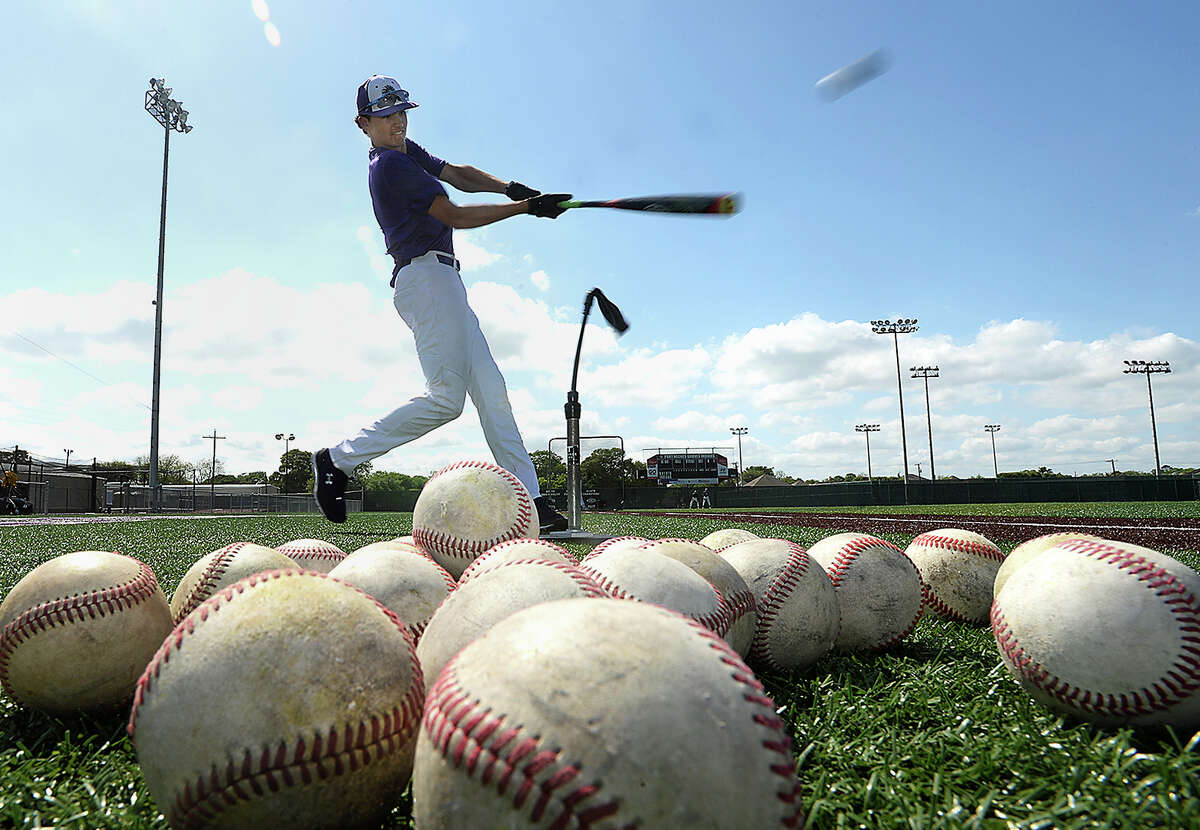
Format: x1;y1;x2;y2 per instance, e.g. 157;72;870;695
170;542;298;623
579;546;730;638
413;598;804;828
412;460;538;579
699;528;760;551
415;559;605;690
458;539;575;584
721;538;840;673
639;538;757;658
994;532;1104;597
807;532;924;652
992;538;1200;727
580;535;648;563
275;538;347;573
129;570;424;829
329;545;456;642
905;528;1005;623
351;538;429;559
0;551;173;714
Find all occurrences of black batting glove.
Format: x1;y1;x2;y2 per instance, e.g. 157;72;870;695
528;193;572;219
505;181;540;200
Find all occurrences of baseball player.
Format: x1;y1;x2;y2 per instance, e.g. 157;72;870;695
313;75;570;532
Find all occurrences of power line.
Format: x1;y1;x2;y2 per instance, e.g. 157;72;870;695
8;330;152;412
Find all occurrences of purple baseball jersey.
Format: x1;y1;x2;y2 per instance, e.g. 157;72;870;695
368;139;454;265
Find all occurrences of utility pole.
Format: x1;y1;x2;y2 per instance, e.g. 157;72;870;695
203;429;225;510
729;427;748;486
1123;360;1171;478
1106;459;1117;476
910;365;939;481
63;449;72;470
854;424;880;482
145;78;193;511
984;424;1001;478
871;318;918;502
274;432;295;493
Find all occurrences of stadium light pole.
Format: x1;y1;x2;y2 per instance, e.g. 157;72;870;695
1123;360;1171;478
911;365;939;481
730;427;748;486
984;424;1001;478
871;318;918;502
854;424;880;482
274;433;295;494
145;78;193;512
63;449;72;470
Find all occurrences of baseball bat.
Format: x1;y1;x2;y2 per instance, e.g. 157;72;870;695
557;192;741;215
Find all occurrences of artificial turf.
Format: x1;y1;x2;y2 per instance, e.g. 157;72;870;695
1;509;1197;828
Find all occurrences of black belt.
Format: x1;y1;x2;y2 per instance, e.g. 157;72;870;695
390;252;460;287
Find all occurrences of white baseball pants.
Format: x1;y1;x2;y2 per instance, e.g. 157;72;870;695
329;253;541;498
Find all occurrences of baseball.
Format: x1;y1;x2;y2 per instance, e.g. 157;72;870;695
415;559;606;690
580;535;648;562
329;544;457;642
275;538;347;573
638;538;757;658
699;527;759;551
129;570;423;829
807;532;925;652
457;538;575;584
412;598;804;828
578;546;730;639
0;551;174;714
905;528;1005;623
992;538;1200;727
412;460;538;579
721;538;840;673
994;532;1104;597
170;541;298;623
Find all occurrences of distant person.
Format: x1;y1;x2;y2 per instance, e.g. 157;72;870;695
689;489;700;509
701;489;712;508
312;75;571;532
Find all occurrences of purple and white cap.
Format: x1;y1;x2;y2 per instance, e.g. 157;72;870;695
356;75;418;117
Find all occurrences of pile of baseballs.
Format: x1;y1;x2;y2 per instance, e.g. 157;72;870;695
9;454;1197;826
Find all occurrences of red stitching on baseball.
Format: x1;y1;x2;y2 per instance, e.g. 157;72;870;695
921;583;970;622
175;543;245;622
127;569;424;827
822;536;924;650
576;560;729;635
583;537;646;562
414;462;534;559
0;555;161;705
459;539;572;582
423;610;803;827
912;531;1004;562
750;542;812;673
992;540;1200;718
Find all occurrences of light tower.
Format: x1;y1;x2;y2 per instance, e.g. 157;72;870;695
730;427;749;486
870;318;918;502
854;424;880;482
1123;360;1171;478
984;424;1001;478
145;78;193;511
910;365;939;481
275;433;295;493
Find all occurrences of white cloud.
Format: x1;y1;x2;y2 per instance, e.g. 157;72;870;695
530;270;550;291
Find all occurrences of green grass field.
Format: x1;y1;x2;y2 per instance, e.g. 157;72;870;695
646;501;1200;520
2;507;1198;828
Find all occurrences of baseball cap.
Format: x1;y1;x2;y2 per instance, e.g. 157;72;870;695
356;75;419;117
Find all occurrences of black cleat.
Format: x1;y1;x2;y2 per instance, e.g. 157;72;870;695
535;495;568;533
312;449;348;523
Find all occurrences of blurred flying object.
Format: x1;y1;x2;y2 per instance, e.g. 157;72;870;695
816;49;891;101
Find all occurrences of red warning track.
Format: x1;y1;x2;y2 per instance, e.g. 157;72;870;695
644;511;1200;551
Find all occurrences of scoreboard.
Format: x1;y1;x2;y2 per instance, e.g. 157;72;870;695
646;452;730;485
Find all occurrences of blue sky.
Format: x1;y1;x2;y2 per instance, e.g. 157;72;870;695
2;1;1197;481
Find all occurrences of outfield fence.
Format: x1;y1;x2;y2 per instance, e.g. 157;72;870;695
542;475;1200;512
